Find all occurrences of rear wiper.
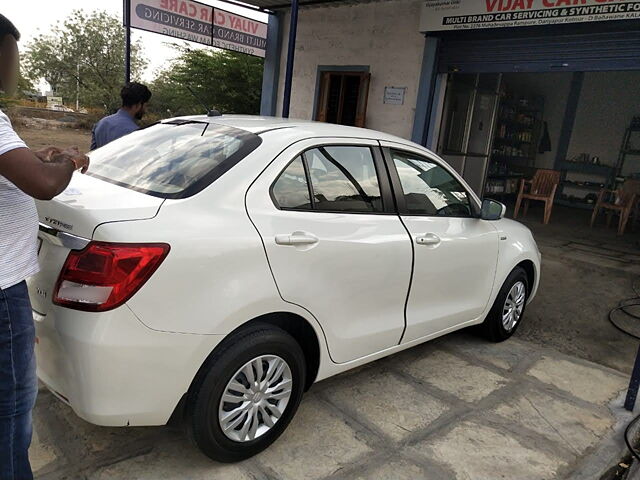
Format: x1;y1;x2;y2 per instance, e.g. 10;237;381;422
161;119;210;136
163;119;209;126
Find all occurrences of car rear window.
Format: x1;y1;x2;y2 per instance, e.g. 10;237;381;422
86;121;262;199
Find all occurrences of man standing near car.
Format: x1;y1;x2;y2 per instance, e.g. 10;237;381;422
0;14;89;480
90;82;152;150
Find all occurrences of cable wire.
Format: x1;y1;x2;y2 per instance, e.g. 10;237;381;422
610;279;640;463
626;414;640;463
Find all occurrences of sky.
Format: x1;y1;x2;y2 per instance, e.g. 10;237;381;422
2;0;269;93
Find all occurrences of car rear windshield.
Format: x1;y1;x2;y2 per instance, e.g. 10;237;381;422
86;121;262;199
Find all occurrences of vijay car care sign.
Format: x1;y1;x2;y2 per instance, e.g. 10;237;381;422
420;0;640;31
129;0;267;57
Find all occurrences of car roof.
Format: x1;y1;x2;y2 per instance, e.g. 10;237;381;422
164;114;418;146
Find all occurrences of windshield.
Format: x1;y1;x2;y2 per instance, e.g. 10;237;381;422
87;122;262;199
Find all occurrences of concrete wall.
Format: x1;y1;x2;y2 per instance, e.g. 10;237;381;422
501;73;572;170
568;71;640;173
276;0;425;140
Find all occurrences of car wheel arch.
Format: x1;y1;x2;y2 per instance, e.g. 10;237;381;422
516;259;536;294
190;312;321;395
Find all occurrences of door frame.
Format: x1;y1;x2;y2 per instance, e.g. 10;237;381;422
378;141;483;218
378;140;500;343
268;141;397;216
312;66;370;123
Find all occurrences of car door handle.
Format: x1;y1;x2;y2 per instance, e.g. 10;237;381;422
275;232;319;246
416;233;441;246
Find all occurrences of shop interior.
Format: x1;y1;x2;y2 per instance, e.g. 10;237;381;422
438;71;640;235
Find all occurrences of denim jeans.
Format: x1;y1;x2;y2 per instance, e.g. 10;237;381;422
0;281;37;480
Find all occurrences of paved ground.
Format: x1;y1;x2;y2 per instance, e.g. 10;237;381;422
29;209;640;479
31;331;634;480
518;205;640;375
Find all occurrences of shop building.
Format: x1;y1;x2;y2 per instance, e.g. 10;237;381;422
246;0;640;223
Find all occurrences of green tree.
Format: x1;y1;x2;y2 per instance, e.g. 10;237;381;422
150;46;263;117
23;10;146;112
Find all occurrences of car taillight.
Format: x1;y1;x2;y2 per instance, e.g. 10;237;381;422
53;242;170;312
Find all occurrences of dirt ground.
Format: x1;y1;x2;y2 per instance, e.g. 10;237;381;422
15;124;92;153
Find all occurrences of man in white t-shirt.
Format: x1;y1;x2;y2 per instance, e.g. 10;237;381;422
0;15;89;480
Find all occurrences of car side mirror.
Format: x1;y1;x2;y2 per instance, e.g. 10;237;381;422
481;199;506;221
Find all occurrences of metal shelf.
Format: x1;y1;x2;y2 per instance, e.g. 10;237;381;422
492;154;530;162
561;182;604;190
558;160;615;177
487;174;524;179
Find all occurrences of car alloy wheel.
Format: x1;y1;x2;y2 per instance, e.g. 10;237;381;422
502;280;526;332
187;324;305;462
219;355;293;442
480;266;529;342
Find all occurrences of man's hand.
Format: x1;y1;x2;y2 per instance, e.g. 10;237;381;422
34;146;62;162
0;145;89;200
51;146;90;174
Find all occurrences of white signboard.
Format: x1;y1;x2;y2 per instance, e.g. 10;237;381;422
46;96;63;107
129;0;267;57
384;87;406;105
420;0;640;32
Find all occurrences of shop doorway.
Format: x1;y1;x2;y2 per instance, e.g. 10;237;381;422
436;70;640;234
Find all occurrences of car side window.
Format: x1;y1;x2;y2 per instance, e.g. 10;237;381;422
305;146;383;213
392;150;472;217
272;156;312;210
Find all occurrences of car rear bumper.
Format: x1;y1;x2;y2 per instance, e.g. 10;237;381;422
35;304;224;426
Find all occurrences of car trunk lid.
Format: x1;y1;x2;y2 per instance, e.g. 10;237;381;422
30;174;163;316
37;173;164;238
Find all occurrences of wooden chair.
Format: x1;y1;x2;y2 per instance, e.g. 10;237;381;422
513;169;561;225
590;179;640;235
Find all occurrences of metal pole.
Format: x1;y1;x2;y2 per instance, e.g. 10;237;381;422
281;0;298;118
76;61;80;111
625;343;640;411
124;0;132;85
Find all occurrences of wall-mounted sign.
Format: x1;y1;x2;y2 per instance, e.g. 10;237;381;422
384;87;407;105
420;0;640;32
129;0;267;57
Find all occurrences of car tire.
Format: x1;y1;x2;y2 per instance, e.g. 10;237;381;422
186;324;306;463
480;267;529;342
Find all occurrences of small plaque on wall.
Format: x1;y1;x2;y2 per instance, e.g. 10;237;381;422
384;87;406;105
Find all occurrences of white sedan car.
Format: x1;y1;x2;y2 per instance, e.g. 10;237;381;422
30;116;540;462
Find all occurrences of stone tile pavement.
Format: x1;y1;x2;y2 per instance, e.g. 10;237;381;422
31;331;636;480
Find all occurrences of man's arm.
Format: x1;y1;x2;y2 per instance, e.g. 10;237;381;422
0;148;88;200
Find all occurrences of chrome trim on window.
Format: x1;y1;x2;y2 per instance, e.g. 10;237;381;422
38;223;90;250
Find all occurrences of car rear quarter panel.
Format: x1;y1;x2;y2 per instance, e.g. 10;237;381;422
94;200;277;335
92;142;330;340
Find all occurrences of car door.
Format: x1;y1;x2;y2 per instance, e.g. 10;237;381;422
246;139;412;364
380;142;500;343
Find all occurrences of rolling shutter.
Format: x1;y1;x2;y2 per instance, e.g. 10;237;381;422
437;31;640;73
